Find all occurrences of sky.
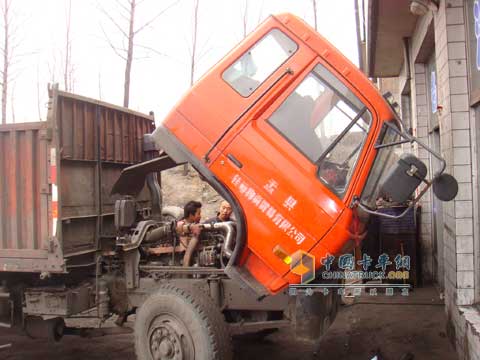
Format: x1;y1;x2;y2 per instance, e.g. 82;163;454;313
5;0;359;124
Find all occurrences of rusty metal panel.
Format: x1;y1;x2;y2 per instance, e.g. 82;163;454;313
0;86;155;272
53;89;155;257
0;122;52;271
56;90;153;163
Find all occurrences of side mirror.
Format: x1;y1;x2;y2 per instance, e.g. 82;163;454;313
380;154;427;203
432;173;458;201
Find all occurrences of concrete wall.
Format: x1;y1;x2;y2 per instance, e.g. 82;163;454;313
375;1;480;358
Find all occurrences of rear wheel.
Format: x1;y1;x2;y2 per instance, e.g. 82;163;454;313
134;284;232;360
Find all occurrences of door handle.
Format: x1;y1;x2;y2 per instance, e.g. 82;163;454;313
227;154;243;168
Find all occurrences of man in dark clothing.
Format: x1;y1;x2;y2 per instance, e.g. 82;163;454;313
204;201;233;224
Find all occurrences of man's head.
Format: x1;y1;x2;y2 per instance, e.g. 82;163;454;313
218;201;233;221
319;161;338;186
184;201;202;223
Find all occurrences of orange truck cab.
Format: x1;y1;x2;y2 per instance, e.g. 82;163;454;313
151;13;457;296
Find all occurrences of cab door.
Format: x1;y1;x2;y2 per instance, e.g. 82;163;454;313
215;57;373;291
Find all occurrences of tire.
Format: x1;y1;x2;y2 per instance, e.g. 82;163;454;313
134;284;232;360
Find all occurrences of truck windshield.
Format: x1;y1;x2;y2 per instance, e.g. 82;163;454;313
268;63;371;198
360;123;401;208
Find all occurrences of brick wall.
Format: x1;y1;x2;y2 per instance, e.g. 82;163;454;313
432;1;479;358
436;0;475;307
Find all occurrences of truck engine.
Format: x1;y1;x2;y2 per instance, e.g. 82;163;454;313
114;197;235;271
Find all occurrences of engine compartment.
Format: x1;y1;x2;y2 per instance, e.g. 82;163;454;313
141;221;234;269
114;198;235;272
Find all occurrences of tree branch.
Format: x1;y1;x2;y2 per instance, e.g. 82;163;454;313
133;0;179;35
100;25;127;60
114;0;131;17
134;43;166;57
97;3;128;38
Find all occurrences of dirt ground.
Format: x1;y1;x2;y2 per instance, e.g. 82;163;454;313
0;286;457;360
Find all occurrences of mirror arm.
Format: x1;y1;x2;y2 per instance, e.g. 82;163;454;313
355;201;414;219
353;178;432;220
410;134;446;177
380;122;447;178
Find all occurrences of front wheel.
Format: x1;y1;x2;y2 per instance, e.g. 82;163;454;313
134;284;232;360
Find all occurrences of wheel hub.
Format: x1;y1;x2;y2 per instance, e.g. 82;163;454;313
159;338;174;357
148;316;194;360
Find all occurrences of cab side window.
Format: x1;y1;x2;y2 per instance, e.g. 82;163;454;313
222;29;298;97
268;64;371;197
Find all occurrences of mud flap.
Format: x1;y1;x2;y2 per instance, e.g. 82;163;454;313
294;288;339;342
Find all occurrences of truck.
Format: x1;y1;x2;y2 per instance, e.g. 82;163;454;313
0;13;457;360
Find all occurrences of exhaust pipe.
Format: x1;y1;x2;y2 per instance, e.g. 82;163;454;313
202;221;236;258
181;221;236;266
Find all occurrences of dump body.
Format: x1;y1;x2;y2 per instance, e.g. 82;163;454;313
0;87;154;273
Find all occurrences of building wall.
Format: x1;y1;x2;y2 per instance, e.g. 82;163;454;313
375;1;480;358
413;62;435;284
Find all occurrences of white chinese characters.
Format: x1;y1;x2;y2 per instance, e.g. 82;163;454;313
283;195;297;211
263;179;278;194
231;174;306;245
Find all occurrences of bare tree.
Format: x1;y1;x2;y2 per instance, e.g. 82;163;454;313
64;0;74;92
186;0;215;88
98;71;102;100
1;0;10;124
36;61;41;120
123;0;135;108
99;0;177;107
312;0;318;31
47;54;57;85
189;0;199;87
239;0;264;39
36;65;40;119
0;0;31;124
241;0;248;38
9;82;13;122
